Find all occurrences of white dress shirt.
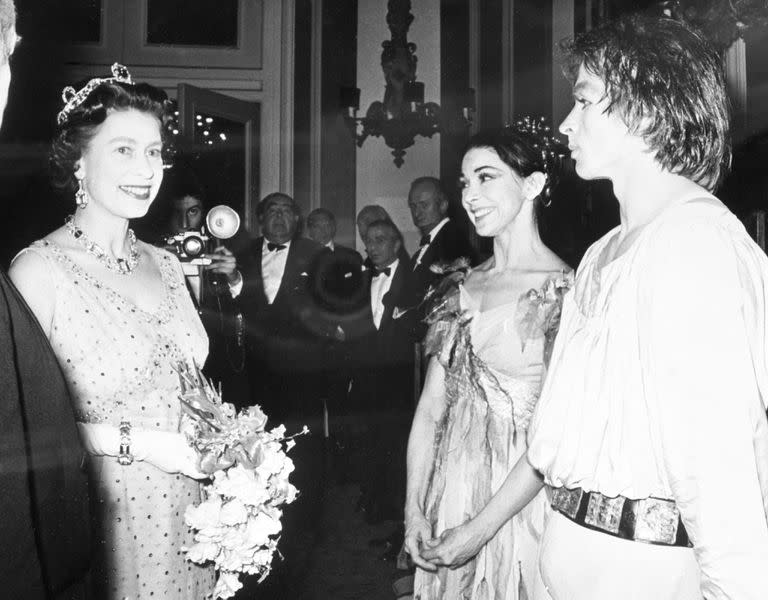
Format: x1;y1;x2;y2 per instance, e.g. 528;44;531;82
370;258;398;330
261;238;291;304
413;217;449;269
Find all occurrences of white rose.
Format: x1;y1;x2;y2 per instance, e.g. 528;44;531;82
219;527;247;551
243;511;282;548
214;465;269;507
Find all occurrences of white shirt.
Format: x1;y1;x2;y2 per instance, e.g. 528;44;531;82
528;195;768;599
413;217;449;269
370;258;398;329
261;238;291;304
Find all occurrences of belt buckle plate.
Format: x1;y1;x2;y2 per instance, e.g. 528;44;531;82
633;497;680;545
551;487;583;519
584;492;624;534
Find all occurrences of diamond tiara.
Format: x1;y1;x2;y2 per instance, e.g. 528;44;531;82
57;63;134;126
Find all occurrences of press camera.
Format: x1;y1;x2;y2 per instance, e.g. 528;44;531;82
164;204;241;265
165;229;212;264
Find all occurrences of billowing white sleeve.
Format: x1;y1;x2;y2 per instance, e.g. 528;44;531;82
638;215;768;600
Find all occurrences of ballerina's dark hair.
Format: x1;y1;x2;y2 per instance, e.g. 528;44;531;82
50;79;173;193
561;13;730;191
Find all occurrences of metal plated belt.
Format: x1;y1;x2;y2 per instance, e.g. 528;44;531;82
550;486;692;547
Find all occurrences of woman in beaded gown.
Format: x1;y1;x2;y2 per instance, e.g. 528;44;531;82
10;66;215;599
404;126;571;600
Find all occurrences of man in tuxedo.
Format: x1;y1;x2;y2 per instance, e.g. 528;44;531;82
349;219;414;537
237;192;324;418
235;192;326;599
0;2;92;597
362;219;412;372
400;177;476;343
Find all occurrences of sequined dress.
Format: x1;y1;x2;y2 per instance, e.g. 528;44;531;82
414;276;569;600
21;240;215;599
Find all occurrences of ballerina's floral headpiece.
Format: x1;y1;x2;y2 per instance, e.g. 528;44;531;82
57;62;134;126
507;115;568;174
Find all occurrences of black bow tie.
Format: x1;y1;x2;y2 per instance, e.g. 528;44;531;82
374;266;391;277
419;234;431;247
267;242;286;252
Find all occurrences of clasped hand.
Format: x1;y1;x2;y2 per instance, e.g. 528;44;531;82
405;512;487;571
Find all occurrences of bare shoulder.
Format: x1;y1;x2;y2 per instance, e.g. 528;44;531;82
9;246;50;283
10;226;71;280
9;244;58;335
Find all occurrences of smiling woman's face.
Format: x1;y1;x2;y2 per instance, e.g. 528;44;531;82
75;108;165;219
460;146;529;238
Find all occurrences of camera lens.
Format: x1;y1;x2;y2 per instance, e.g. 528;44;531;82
182;235;205;257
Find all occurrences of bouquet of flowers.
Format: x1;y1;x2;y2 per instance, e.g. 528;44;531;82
176;363;308;599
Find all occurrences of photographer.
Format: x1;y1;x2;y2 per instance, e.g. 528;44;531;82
154;167;249;405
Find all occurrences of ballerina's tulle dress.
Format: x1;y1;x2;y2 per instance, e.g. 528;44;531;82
414;273;570;600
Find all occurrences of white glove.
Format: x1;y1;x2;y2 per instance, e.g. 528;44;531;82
76;423;208;480
133;429;208;480
76;422;120;456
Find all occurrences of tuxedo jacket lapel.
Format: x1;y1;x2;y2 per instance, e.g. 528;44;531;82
249;238;268;307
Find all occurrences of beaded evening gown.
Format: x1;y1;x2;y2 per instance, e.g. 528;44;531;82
19;240;215;599
414;275;570;600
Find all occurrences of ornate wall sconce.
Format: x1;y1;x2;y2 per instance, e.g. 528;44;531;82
340;0;474;167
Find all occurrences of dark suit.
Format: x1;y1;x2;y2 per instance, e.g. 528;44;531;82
350;260;414;522
0;270;91;599
235;236;326;600
348;259;413;393
237;236;325;416
401;218;477;341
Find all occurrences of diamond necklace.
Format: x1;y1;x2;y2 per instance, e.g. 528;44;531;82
65;214;140;275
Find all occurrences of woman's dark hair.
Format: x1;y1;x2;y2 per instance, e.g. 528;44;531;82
50;80;172;193
561;13;731;191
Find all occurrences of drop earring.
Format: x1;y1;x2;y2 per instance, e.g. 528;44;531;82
75;178;88;209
